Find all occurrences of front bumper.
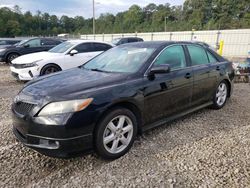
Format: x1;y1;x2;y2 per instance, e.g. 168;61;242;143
10;65;40;81
12;109;95;158
13;127;93;158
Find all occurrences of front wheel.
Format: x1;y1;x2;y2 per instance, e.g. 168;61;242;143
40;64;61;76
211;81;228;109
7;53;19;64
94;108;137;160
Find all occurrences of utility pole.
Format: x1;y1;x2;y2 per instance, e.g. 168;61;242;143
93;0;95;35
165;17;167;32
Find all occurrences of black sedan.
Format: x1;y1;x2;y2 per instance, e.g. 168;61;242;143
12;41;234;159
0;37;64;63
0;38;21;47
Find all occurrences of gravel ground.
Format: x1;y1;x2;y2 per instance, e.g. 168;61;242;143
0;64;250;187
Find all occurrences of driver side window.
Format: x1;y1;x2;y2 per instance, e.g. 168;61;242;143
154;45;186;70
26;39;41;47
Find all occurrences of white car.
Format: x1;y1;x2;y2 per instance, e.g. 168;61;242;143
10;40;113;81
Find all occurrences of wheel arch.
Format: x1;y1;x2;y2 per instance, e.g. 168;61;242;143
6;51;21;61
40;63;62;75
94;101;143;136
223;79;232;97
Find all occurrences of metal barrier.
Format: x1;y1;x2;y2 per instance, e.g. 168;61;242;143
81;29;250;58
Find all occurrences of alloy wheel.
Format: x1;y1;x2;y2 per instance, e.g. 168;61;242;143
44;67;58;74
216;82;227;106
103;115;133;154
8;54;19;62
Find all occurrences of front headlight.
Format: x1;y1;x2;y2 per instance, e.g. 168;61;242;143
20;62;38;68
22;59;43;68
38;98;93;116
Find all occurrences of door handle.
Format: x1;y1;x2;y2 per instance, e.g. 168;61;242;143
185;73;192;79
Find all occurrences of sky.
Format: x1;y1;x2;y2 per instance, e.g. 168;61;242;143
0;0;184;18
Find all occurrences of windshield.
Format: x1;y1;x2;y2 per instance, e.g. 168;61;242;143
15;39;28;46
83;46;155;73
49;42;75;53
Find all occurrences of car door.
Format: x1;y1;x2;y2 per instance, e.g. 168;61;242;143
207;50;223;90
41;39;61;51
143;45;193;125
62;43;95;69
186;44;215;106
21;38;43;54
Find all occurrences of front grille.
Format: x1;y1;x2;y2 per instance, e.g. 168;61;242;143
13;101;36;115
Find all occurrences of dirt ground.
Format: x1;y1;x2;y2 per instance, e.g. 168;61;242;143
0;64;249;188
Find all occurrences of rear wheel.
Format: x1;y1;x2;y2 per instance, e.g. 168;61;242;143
94;108;137;160
211;81;228;109
40;64;61;76
7;53;19;64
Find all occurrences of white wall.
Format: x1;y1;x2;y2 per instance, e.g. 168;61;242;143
81;29;250;58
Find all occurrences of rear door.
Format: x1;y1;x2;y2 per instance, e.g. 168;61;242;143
207;50;223;90
143;45;193;125
41;39;61;51
186;44;214;106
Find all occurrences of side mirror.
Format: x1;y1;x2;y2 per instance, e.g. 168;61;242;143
149;64;171;75
24;44;30;48
70;49;78;56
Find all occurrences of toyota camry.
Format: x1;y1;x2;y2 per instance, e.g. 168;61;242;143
12;41;234;159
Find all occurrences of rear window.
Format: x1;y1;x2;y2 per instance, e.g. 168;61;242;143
187;45;209;66
207;51;218;63
93;43;112;51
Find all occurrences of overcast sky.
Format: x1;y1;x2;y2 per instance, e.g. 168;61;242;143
0;0;184;18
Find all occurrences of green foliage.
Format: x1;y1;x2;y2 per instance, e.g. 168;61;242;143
0;1;249;37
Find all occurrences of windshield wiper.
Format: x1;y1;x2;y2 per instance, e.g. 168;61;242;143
90;68;107;73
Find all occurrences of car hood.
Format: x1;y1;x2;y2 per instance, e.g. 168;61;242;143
12;52;61;64
22;68;129;100
0;45;12;49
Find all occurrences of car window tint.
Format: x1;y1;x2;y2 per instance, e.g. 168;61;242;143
26;39;41;47
120;38;128;44
128;38;137;43
93;43;112;51
0;41;6;45
187;45;209;66
42;39;59;46
154;45;186;70
207;51;218;63
74;43;92;53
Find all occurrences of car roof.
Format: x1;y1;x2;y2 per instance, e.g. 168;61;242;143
119;41;211;48
66;39;114;46
0;38;21;41
113;37;143;40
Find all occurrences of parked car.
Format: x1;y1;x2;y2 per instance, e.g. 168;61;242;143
0;37;64;63
0;38;21;48
10;40;114;81
112;37;143;46
12;41;234;159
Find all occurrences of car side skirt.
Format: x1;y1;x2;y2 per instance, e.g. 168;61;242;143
142;101;213;132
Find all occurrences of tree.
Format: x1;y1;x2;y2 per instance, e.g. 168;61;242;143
0;1;249;37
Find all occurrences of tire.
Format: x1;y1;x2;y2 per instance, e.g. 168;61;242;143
94;107;138;160
7;53;19;64
211;80;228;109
40;64;61;76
